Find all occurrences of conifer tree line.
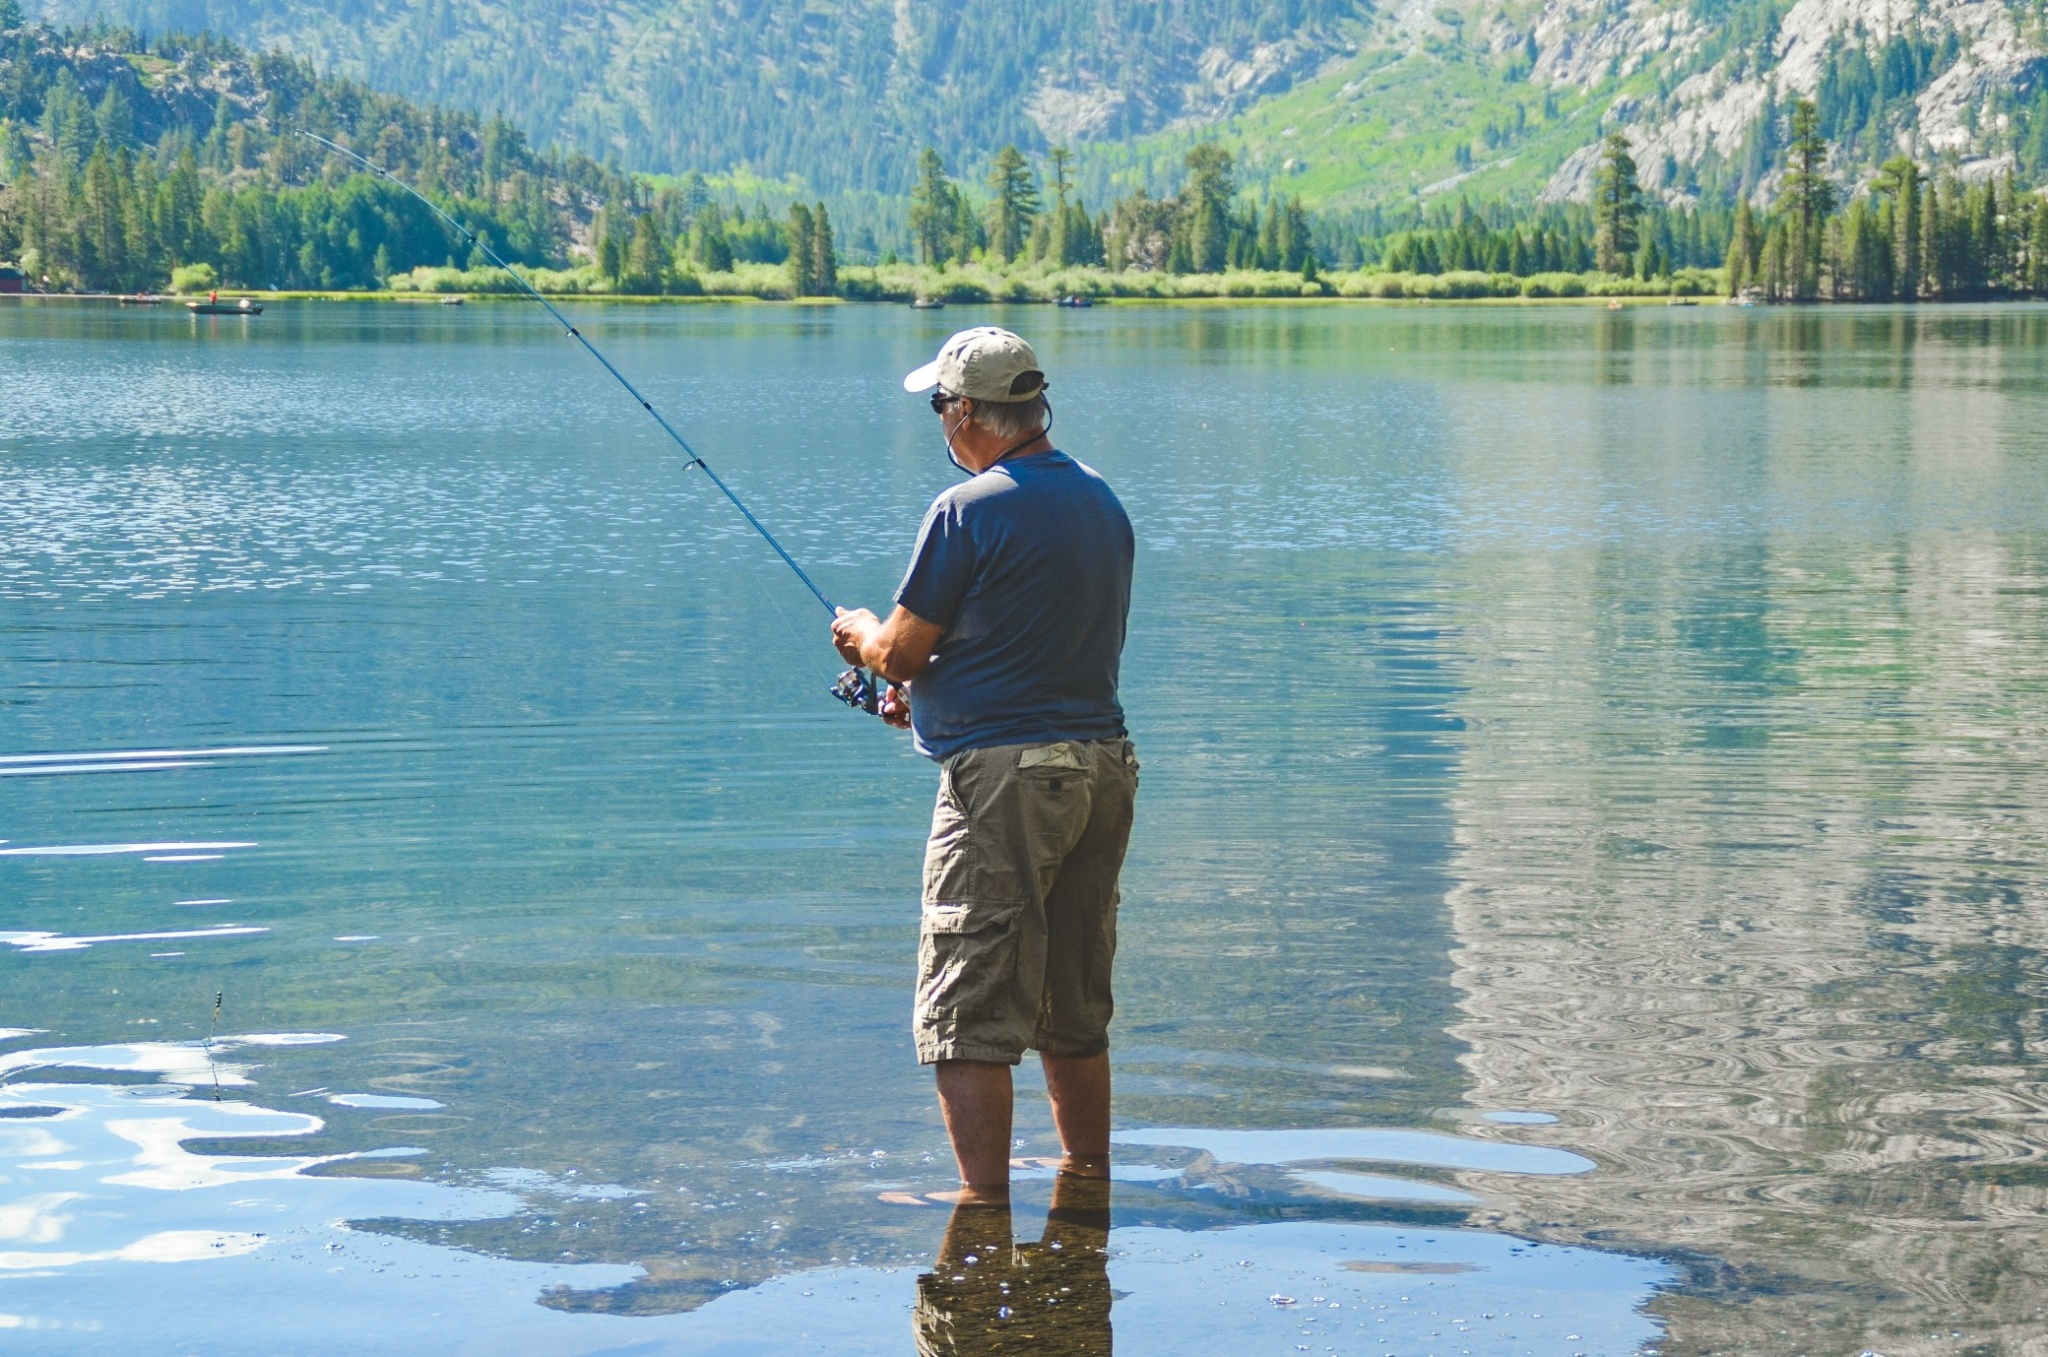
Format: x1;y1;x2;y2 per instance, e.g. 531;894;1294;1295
1720;99;2048;300
907;141;1318;276
585;179;843;297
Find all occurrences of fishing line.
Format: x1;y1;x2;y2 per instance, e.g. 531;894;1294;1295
296;131;837;617
204;989;223;1102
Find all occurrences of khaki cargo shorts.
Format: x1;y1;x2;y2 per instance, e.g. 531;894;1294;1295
915;737;1139;1065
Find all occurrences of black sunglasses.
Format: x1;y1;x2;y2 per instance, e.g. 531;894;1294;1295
929;390;962;414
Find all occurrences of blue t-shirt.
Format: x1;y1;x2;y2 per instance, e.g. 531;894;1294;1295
895;450;1133;760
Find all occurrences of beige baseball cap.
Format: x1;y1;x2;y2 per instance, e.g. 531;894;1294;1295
902;327;1048;402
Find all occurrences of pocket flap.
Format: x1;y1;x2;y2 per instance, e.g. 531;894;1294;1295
1018;742;1086;771
922;901;1023;935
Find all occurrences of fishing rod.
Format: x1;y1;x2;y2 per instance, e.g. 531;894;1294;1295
296;130;888;716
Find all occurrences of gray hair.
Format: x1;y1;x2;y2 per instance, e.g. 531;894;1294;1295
967;392;1049;441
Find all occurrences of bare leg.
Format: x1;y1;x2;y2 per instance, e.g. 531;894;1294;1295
1041;1052;1111;1177
934;1059;1014;1205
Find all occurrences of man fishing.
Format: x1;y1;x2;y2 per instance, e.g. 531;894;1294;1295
831;326;1137;1209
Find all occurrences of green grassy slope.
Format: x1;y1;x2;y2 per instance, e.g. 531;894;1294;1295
1095;40;1610;209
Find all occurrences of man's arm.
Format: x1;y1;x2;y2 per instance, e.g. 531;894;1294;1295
831;605;944;684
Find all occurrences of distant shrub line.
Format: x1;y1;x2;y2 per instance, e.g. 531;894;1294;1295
381;260;1723;302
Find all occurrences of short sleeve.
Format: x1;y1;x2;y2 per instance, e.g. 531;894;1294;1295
894;493;975;631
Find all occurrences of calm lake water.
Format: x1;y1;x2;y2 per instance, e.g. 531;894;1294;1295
4;298;2047;1355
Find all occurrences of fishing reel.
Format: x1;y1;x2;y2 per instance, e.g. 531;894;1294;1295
832;666;885;717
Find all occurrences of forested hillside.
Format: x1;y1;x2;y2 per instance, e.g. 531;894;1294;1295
0;20;624;289
34;0;2048;215
0;21;876;291
33;0;1365;193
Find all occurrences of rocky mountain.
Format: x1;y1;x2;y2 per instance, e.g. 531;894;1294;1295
1533;0;2048;200
1176;0;2048;211
27;0;2048;203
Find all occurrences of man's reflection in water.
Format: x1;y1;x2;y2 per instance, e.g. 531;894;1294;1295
915;1176;1112;1356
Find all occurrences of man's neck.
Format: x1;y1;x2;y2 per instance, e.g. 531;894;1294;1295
963;433;1053;475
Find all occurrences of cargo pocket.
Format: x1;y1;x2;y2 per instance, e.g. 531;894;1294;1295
917;900;1025;1026
923;764;982;904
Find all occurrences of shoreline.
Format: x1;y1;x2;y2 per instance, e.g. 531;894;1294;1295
9;291;2046;309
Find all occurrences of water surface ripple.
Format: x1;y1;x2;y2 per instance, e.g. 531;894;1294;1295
5;300;2048;1354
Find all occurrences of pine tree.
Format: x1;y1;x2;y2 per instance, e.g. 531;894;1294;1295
1973;180;2001;295
785;202;817;295
1872;156;1922;300
1777;99;1835;300
950;190;983;262
625;212;668;292
1638;237;1664;281
0;0;20;29
1761;215;1790;301
1026;211;1052;264
908;148;956;266
1724;199;1759;296
1281;195;1311;271
1046;146;1074;264
203;94;234;172
81;146;127;288
984;145;1038;264
692;204;733;271
1842;197;1891;300
1920;178;1943;300
1076;199;1096;265
811;202;836;295
1164;228;1193;274
95;85;137;154
1592;132;1642;274
1182;143;1235;273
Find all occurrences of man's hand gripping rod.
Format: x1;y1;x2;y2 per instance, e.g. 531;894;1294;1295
297;131;883;714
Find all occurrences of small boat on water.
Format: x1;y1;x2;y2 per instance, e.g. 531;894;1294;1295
910;297;945;309
440;295;466;305
1055;294;1094;308
186;294;263;315
118;293;162;306
1666;296;1699;307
